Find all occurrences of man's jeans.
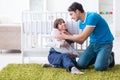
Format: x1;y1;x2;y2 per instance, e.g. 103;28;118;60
77;43;113;71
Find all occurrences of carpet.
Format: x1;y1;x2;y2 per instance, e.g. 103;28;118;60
0;64;120;80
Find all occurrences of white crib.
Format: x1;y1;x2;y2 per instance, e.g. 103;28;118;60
21;11;88;63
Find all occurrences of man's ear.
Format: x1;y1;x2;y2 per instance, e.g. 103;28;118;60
76;9;80;13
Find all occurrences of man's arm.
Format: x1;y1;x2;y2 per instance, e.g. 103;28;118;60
59;26;95;44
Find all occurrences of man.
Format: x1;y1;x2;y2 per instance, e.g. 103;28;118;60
57;2;115;71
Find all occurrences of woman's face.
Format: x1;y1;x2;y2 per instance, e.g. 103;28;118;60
58;20;67;31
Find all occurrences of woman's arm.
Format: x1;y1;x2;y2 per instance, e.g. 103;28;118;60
50;29;69;48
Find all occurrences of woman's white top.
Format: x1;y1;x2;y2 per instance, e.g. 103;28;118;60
48;28;79;56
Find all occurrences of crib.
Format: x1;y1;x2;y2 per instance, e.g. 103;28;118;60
21;11;88;63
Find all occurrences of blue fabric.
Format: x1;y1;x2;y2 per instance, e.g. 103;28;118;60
77;43;113;71
48;48;77;70
78;12;114;44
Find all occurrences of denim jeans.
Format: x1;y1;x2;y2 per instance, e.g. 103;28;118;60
77;42;113;71
48;48;78;70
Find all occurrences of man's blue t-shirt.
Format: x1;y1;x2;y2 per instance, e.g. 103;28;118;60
79;12;114;44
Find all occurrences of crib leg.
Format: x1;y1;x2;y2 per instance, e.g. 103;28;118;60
21;52;25;63
22;56;24;63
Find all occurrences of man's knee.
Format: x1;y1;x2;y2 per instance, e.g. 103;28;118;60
77;60;88;69
94;64;108;71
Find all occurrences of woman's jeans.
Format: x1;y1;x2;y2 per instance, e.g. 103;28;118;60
77;43;113;71
48;48;78;71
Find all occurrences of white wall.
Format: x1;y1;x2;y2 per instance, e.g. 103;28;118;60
30;0;44;11
0;0;29;24
47;0;98;12
114;0;120;35
99;0;114;35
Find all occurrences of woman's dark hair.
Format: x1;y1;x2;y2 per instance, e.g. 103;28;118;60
53;18;65;29
68;2;84;13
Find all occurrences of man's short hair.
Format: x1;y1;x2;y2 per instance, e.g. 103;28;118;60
68;2;84;13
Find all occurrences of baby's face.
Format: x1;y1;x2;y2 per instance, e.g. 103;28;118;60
58;21;67;31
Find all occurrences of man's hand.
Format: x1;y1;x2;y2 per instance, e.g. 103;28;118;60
56;31;71;40
56;34;64;40
61;30;70;35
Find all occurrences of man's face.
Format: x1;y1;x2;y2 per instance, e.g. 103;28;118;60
69;11;79;22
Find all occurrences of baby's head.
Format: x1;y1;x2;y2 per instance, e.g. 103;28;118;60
54;18;67;31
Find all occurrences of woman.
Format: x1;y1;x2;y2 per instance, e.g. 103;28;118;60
43;18;84;74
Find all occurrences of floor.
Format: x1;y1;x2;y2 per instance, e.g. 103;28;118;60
0;51;49;70
0;36;120;70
